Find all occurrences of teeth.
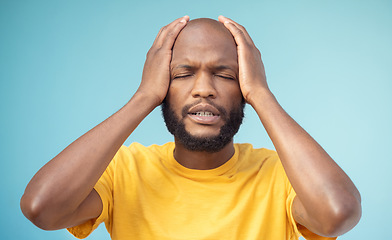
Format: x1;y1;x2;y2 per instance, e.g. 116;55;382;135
194;111;214;117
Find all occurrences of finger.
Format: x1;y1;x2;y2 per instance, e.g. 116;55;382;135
219;15;253;44
218;15;255;46
152;27;164;46
153;16;189;46
218;15;249;37
154;15;189;48
160;16;190;49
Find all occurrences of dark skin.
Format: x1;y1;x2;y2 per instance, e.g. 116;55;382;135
20;16;361;237
169;19;241;170
217;16;362;236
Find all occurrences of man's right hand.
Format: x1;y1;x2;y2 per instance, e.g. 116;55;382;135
21;16;189;231
137;16;189;107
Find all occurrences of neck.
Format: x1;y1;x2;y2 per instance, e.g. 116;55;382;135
173;138;235;170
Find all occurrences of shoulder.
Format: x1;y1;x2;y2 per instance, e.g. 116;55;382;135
116;142;174;157
234;143;286;177
111;142;174;167
235;143;279;162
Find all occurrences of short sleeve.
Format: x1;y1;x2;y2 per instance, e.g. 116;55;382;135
286;188;337;240
286;187;302;239
67;149;117;239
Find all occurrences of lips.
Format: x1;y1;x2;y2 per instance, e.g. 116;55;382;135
187;103;221;124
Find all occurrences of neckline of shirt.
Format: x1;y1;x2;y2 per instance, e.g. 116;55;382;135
165;142;240;178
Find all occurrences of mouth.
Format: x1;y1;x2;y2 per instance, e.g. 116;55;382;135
187;104;221;125
190;111;217;117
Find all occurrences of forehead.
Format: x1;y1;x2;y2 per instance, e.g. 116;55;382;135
171;20;238;69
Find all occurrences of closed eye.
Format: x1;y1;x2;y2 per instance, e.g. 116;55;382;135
172;74;193;80
216;75;235;80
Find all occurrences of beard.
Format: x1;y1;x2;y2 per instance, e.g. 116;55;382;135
161;99;245;153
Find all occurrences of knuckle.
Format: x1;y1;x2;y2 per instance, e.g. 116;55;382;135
146;47;158;58
255;49;261;57
146;49;152;58
147;47;167;60
147;47;155;55
160;26;168;32
235;29;245;38
166;30;175;37
234;27;242;34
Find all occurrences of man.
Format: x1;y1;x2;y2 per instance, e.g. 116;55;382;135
20;16;361;239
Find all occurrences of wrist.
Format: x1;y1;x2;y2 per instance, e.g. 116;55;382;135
126;91;161;116
246;87;275;108
133;89;164;109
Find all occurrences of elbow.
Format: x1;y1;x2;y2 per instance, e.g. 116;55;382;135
318;196;362;237
20;193;60;231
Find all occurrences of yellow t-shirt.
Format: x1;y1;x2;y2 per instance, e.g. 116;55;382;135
68;142;336;240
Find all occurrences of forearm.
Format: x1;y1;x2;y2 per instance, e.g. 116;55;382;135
21;92;156;226
21;16;189;230
219;15;361;236
249;89;361;235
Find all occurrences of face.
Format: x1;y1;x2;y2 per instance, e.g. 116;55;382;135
162;19;244;152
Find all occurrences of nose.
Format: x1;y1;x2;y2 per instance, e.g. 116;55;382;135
191;72;217;99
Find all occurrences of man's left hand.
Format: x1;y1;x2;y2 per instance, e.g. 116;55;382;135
219;16;270;106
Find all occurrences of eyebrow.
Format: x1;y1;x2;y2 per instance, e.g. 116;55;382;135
214;65;235;71
172;64;236;71
172;64;194;70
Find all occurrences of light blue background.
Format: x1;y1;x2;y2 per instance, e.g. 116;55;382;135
1;0;391;239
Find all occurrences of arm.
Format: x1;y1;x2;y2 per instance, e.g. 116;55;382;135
219;16;361;237
20;15;189;230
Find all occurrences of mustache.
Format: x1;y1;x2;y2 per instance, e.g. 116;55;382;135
181;99;228;120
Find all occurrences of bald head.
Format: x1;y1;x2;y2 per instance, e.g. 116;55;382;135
171;18;238;76
173;18;236;51
185;18;234;39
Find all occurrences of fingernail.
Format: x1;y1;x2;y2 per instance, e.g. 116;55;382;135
180;16;188;23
